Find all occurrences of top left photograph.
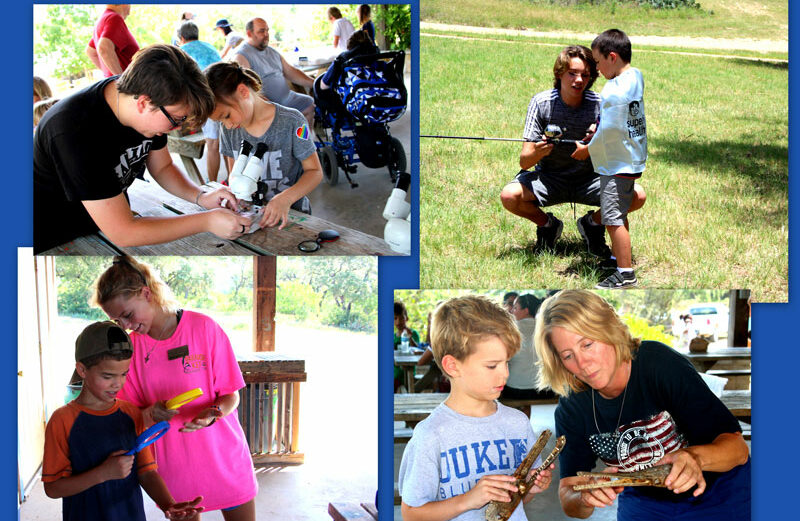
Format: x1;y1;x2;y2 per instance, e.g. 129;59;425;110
33;3;412;256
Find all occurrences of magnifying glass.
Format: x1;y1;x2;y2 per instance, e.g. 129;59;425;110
125;421;170;455
165;388;204;410
298;229;340;253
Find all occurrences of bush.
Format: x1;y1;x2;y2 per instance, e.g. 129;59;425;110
620;313;677;346
277;281;319;322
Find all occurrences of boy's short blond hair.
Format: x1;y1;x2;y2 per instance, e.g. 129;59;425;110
430;295;521;376
534;289;640;397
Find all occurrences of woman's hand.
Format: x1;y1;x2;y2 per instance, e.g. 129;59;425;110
461;474;519;511
197;187;239;212
660;449;706;496
574;467;624;508
145;401;179;424
205;208;252;239
162;496;204;520
180;407;224;433
523;464;555;502
259;192;293;229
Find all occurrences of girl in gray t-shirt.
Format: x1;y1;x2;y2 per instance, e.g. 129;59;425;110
205;61;322;229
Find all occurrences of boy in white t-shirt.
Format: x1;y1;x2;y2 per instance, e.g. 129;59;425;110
586;28;647;289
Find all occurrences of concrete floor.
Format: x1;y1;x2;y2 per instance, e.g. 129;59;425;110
19;324;377;520
177;74;412;239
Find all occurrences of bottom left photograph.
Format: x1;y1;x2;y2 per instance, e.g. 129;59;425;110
18;252;377;520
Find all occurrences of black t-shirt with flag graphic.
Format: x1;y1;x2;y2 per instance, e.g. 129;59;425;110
33;76;167;253
555;341;746;502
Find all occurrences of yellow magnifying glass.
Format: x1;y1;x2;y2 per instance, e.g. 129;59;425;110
165;388;204;410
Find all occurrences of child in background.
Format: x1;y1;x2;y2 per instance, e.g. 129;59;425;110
93;255;258;520
394;300;420;392
205;61;323;230
586;28;648;289
34;98;59;130
398;296;553;521
34;75;52;104
42;321;202;521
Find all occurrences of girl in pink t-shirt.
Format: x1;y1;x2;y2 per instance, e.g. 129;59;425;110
93;255;258;521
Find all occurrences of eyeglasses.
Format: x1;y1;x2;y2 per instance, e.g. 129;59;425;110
159;106;188;129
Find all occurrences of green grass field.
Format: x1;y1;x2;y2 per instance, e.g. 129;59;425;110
421;0;788;42
419;33;787;301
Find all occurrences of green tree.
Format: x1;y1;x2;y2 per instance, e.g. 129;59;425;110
376;4;411;50
34;4;96;80
306;257;378;330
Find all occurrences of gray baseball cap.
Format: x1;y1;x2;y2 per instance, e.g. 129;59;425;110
75;321;133;362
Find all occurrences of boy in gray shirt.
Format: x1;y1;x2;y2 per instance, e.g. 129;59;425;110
398;296;553;521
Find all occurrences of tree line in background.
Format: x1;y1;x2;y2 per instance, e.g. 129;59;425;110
34;4;411;82
394;289;729;344
56;256;377;333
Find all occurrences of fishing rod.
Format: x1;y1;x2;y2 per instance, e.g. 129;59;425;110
421;124;583;144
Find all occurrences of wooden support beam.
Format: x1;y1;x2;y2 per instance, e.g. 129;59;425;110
253;257;277;352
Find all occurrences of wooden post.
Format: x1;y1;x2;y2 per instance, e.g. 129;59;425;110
253;257;277;352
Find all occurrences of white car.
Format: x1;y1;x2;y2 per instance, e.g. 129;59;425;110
685;303;729;342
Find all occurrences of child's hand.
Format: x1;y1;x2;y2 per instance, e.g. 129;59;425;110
571;142;590;161
147;401;180;424
523;464;555;502
199;187;239;212
461;474;518;511
534;139;555;159
98;450;135;482
260;192;293;229
180;407;224;432
162;496;204;520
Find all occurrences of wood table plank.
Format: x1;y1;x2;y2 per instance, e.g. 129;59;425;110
38;235;120;256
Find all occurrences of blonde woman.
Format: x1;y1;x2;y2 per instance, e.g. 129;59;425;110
534;290;749;521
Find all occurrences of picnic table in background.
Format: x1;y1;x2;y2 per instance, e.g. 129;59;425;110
677;346;751;372
41;179;397;256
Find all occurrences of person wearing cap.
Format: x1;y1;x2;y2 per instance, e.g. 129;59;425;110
232;17;316;126
214;18;244;61
33;44;253;254
41;321;203;521
86;4;140;77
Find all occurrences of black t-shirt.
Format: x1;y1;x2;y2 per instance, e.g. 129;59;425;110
555;341;743;501
33;76;167;253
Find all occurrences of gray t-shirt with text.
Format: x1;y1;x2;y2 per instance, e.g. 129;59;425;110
398;402;540;521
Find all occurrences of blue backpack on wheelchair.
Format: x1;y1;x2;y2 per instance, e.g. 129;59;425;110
313;50;408;187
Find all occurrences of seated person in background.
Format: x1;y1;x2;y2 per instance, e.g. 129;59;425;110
414;308;444;393
394;301;419;393
34;97;59;130
214;19;244;61
34;75;53;104
502;291;519;314
501;294;555;417
357;4;375;44
315;30;379;117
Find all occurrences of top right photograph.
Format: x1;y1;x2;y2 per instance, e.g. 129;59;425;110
418;0;787;302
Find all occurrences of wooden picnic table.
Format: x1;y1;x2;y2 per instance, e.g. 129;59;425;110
677;346;751;372
236;351;307;465
394;349;423;394
40;178;397;256
395;391;750;427
167;130;206;185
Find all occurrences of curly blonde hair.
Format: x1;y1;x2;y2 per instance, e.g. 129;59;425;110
534;290;640;396
430;295;521;378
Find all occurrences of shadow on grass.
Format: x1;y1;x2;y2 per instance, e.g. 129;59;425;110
654;138;787;195
497;237;618;279
729;58;788;70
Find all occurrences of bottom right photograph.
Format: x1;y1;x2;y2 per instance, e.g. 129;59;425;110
393;289;751;521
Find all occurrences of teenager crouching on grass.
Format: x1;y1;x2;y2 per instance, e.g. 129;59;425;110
398;295;553;521
42;321;203;520
33;44;253;254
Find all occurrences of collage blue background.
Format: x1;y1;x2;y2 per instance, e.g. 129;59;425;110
8;1;795;519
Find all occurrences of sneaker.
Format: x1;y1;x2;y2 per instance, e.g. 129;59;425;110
535;213;563;251
577;210;612;258
595;270;637;289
